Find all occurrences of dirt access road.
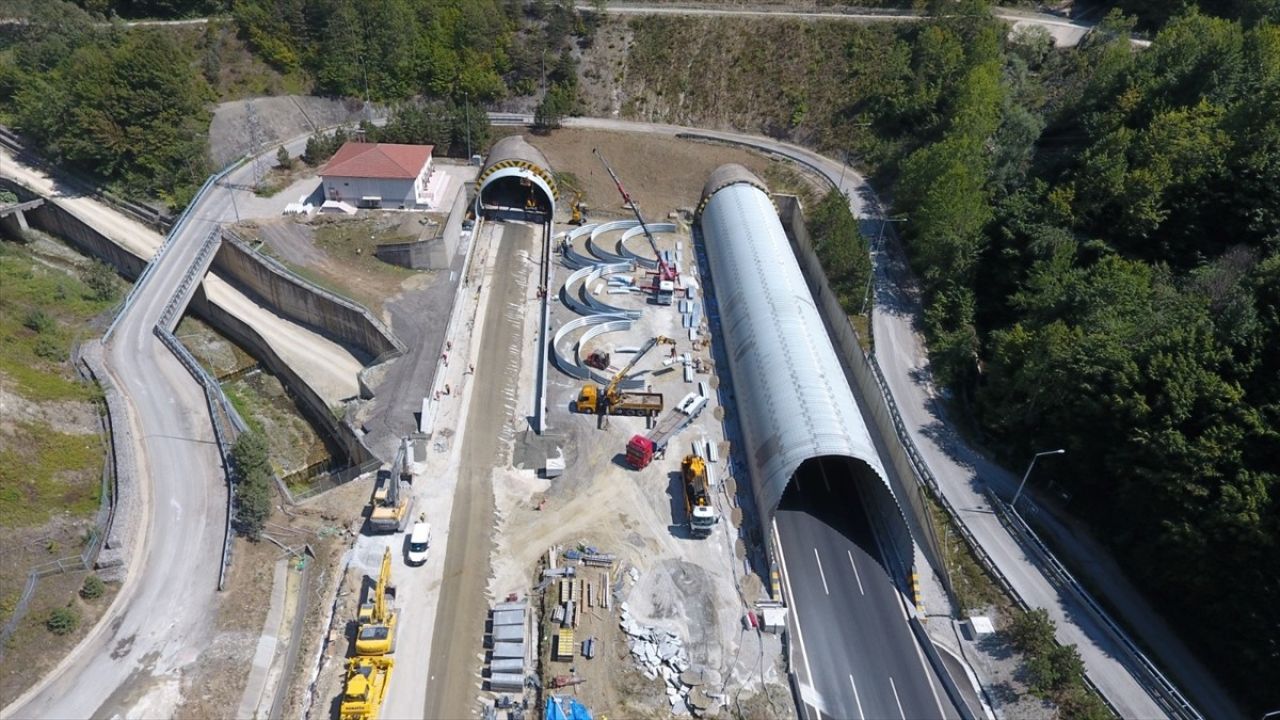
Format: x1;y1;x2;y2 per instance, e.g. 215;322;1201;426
423;221;536;719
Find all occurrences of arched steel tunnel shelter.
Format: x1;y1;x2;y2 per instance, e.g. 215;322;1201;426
696;164;919;578
476;135;557;221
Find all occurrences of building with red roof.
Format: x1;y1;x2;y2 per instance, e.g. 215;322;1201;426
319;142;435;209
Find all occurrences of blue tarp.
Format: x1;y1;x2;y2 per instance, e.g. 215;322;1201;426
544;696;592;720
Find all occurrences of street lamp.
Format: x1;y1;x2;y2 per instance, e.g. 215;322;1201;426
1011;449;1066;510
859;215;907;316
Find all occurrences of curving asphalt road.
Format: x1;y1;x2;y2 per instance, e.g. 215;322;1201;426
0;131;360;719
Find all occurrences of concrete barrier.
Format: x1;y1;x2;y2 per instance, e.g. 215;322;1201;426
215;231;402;361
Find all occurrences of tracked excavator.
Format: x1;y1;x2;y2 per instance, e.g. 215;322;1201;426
339;656;393;720
574;336;674;418
355;547;398;656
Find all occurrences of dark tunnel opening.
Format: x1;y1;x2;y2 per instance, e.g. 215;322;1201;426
777;455;896;578
480;176;551;220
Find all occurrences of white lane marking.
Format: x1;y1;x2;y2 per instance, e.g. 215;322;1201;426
813;548;829;595
774;522;821;716
847;549;865;596
889;676;907;720
848;674;865;720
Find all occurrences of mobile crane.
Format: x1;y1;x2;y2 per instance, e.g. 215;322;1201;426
355;547;398;656
574;336;674;418
593;148;677;305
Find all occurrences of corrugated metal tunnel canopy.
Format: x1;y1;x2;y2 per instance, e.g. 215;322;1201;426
477;135;557;218
698;164;914;542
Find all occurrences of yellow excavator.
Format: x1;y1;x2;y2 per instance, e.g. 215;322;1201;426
368;439;414;534
339;655;393;720
569;191;588;225
574;336;675;418
355;548;398;656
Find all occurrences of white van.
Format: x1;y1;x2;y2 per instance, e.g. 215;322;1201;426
406;522;431;566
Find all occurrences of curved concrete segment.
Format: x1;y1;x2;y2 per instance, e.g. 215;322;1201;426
477;135;556;218
587;220;636;263
698;164;916;556
550;314;644;389
560;261;641;319
620;223;678;269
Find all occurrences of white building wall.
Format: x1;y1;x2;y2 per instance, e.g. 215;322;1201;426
323;176;415;208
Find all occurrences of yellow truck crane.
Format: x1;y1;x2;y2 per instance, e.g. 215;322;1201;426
355;548;398;656
339;656;393;720
573;336;674;418
682;455;718;538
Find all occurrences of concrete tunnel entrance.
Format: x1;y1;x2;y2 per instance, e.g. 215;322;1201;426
777;455;918;583
478;175;552;219
476;135;558;222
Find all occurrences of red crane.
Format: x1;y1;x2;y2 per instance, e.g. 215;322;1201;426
593;148;677;305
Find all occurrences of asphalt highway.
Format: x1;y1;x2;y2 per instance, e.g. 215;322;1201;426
776;458;951;720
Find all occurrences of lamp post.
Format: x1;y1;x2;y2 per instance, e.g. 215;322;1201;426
859;215;906;316
1011;449;1066;510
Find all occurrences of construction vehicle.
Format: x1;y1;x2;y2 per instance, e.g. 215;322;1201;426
682;455;718;537
626;392;708;469
368;440;415;534
569;191;588;225
584;349;610;370
573;336;675;418
339;656;393;720
355;548;398;655
594;148;678;305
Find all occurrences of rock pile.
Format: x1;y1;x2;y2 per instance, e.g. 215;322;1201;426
619;603;724;716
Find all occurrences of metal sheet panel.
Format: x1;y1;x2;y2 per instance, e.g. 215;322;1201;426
698;167;898;526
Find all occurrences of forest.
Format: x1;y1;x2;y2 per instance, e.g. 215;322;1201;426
852;3;1279;711
0;0;1276;713
0;0;591;206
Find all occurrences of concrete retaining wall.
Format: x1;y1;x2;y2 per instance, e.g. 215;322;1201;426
376;183;467;270
0;179;147;280
77;340;139;582
214;231;402;361
189;284;376;468
775;194;950;591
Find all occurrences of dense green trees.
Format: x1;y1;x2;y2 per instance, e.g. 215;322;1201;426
860;7;1280;711
230;0;515;101
230;430;273;539
2;1;213;206
809;190;872;316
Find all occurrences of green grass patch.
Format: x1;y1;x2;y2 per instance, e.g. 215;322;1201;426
0;422;101;527
0;241;115;402
926;493;1009;615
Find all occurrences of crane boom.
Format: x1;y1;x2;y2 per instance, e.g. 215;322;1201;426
602;336;667;401
593;148;674;281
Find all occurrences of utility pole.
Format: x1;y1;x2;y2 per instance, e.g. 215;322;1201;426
860;215;906;316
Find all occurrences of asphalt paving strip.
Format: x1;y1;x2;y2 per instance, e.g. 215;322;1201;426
424;222;534;719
